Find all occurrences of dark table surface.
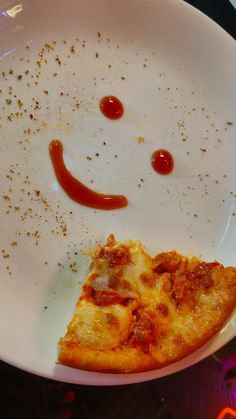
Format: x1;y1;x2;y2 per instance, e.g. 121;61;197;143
1;1;236;419
187;0;236;38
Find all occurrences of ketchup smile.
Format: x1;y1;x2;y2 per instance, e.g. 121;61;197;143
49;140;128;210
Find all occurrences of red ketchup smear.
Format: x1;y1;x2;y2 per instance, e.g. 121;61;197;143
100;96;124;120
151;149;174;175
49;140;128;210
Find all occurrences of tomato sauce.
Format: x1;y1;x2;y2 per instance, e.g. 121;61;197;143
100;96;124;120
49;140;128;210
151;149;174;175
92;291;125;306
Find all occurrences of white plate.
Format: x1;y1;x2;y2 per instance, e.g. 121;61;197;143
0;0;235;385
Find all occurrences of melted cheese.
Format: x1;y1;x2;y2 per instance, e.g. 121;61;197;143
89;239;159;304
69;300;132;351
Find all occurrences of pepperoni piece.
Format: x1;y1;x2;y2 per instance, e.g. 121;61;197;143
156;303;169;317
92;291;125;306
153;251;181;274
100;246;130;267
140;273;156;288
130;312;156;352
172;261;219;305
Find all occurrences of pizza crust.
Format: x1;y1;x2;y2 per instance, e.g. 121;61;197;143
58;343;158;373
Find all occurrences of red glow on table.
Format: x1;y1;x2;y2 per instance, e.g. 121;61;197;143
151;149;174;175
99;96;124;120
216;407;236;419
49;140;128;210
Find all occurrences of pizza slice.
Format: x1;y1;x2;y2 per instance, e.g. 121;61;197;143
58;234;236;373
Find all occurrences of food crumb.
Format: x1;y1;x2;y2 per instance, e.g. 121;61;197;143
136;136;145;143
17;100;23;109
70;261;78;273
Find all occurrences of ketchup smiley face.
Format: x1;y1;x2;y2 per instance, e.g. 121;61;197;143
50;97;174;211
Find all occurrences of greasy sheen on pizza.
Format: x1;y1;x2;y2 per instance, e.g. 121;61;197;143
58;235;236;373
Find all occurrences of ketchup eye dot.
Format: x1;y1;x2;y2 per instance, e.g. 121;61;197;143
100;96;124;120
151;149;174;175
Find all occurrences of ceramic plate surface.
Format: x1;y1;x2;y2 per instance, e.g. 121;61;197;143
0;0;235;385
